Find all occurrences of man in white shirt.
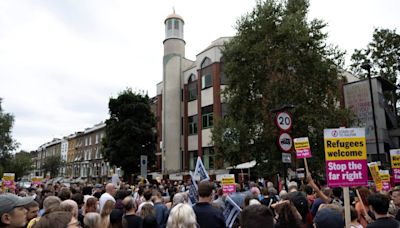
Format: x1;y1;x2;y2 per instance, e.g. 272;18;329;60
99;183;116;213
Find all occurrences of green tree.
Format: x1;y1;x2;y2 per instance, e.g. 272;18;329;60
350;28;400;84
6;151;33;180
42;155;63;178
102;89;156;180
212;0;352;176
0;98;18;177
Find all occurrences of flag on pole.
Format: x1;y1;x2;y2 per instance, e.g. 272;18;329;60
194;156;210;181
223;196;242;228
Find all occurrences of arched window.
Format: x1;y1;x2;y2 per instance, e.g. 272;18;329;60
188;74;197;101
188;74;197;83
201;57;213;89
201;57;212;69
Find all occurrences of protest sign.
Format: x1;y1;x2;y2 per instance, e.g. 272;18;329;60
221;174;236;194
379;170;391;191
390;149;400;183
31;177;43;186
324;128;367;187
368;162;383;191
294;137;312;158
223;196;242;228
2;173;15;192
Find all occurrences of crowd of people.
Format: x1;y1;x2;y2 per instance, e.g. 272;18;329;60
1;174;400;228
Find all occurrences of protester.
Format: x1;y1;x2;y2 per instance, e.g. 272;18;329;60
33;211;79;228
350;206;363;228
273;200;303;228
122;196;142;228
0;194;34;228
192;181;225;228
153;191;168;228
60;199;79;219
101;200;115;228
240;204;274;228
313;207;344;228
166;203;197;228
24;201;39;226
83;197;98;214
99;184;116;213
83;212;101;228
356;187;372;227
366;193;400;228
390;187;400;221
137;189;154;214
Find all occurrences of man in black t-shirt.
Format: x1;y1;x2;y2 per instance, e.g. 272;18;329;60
122;196;142;228
366;193;400;228
193;181;225;228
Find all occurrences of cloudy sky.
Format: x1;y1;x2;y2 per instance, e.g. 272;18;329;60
0;0;399;152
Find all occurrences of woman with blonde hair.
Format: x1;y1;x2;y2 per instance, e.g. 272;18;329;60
101;200;115;228
167;203;197;228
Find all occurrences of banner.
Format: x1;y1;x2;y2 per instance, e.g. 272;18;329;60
223;196;242;228
188;171;198;205
390;149;400;183
294;137;312;158
194;156;210;181
221;174;236;194
188;157;209;205
368;162;383;191
324;128;368;187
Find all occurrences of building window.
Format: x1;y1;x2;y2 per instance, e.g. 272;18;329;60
188;82;197;101
202;105;213;129
168;20;172;30
188;115;198;135
85;138;88;146
203;147;215;170
95;134;99;144
89;137;92;145
189;150;198;170
174;20;179;29
202;74;212;89
201;57;212;68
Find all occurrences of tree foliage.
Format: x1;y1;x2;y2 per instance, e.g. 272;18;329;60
42;155;63;178
0;98;18;176
102;89;156;179
212;0;352;176
6;151;33;180
350;28;400;84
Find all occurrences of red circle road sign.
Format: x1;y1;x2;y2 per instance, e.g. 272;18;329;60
275;111;292;131
277;132;293;152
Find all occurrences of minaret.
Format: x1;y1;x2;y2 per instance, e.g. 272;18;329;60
162;11;185;173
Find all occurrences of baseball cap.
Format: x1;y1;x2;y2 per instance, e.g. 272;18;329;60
0;194;34;216
313;208;344;228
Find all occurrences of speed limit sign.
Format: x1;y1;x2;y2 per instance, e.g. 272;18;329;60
275;111;292;131
277;132;293;152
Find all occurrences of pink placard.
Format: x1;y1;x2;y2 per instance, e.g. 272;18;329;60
382;182;391;191
326;160;368;187
222;184;236;194
296;148;312;159
393;168;400;183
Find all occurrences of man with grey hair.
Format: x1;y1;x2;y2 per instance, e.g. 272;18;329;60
122;196;142;228
60;199;79;219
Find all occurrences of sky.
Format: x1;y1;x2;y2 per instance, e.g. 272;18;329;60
0;0;399;152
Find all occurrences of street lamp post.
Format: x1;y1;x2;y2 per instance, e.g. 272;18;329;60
361;63;381;161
